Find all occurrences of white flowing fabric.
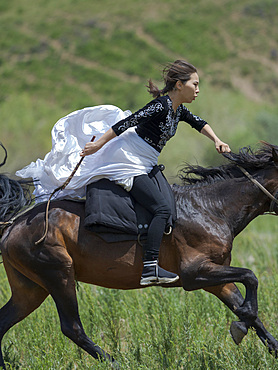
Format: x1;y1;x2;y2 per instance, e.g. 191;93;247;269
16;105;160;202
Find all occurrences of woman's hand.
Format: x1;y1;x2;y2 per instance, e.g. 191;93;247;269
80;142;101;157
80;128;117;157
214;140;231;153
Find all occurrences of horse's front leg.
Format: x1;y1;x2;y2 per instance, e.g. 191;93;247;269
204;283;248;344
180;260;258;323
205;284;278;357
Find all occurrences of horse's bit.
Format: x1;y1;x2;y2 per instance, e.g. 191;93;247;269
237;165;278;215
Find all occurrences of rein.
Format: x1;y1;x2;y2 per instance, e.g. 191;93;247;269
237;165;278;214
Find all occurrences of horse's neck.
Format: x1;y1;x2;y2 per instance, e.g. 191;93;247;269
173;178;268;237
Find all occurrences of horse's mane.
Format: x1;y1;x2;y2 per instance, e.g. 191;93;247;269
179;142;278;185
0;143;32;223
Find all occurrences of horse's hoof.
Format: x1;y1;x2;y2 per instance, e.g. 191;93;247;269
230;321;248;345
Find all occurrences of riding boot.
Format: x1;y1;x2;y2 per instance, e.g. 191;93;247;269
140;259;179;286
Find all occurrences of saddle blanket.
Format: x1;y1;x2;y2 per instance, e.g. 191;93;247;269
84;165;176;242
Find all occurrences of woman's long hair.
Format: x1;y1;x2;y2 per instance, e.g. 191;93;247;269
147;60;197;98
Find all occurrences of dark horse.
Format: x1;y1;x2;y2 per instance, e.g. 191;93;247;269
1;142;278;368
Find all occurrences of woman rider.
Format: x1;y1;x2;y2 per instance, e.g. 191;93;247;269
81;59;231;286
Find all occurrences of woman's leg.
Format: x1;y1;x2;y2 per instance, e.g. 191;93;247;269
129;174;179;285
130;174;170;260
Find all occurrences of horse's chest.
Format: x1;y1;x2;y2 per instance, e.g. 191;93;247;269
208;242;232;264
176;215;233;264
200;219;233;261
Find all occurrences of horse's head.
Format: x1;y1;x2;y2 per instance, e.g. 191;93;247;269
266;147;278;214
272;147;278;169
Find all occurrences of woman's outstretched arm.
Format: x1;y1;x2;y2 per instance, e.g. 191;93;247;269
201;124;231;153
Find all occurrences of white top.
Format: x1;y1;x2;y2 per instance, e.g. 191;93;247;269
16;105;160;202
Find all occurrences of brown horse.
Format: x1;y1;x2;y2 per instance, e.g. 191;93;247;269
1;142;278;368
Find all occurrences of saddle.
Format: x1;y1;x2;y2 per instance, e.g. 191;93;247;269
84;165;177;242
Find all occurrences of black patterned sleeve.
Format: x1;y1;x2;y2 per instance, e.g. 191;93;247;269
180;106;208;132
112;99;165;135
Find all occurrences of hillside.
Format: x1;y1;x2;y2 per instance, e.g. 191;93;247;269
1;2;278;368
1;0;278;176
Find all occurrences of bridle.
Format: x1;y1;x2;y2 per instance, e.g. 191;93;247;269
237;165;278;215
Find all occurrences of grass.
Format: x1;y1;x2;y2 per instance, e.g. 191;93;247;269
1;0;278;368
0;215;278;369
1;0;278;174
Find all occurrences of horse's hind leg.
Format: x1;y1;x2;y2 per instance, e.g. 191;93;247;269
0;261;48;369
205;283;278;356
41;263;115;364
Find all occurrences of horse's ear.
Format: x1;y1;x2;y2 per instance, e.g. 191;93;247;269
272;148;278;167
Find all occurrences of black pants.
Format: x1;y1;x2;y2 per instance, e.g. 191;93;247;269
129;174;171;261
